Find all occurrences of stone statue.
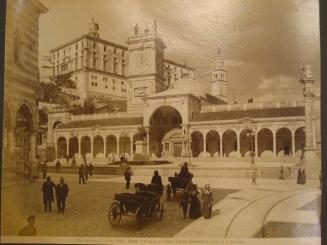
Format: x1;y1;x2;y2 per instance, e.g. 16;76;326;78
303;65;313;79
134;23;139;35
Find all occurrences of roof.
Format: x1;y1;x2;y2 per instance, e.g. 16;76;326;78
164;59;195;71
50;34;127;53
193;107;305;122
58;117;143;129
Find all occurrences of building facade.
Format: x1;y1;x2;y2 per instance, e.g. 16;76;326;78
3;0;48;174
48;23;320;166
49;19;195;104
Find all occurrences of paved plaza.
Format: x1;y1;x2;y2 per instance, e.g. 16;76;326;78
1;170;321;239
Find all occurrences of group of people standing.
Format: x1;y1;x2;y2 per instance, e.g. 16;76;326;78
179;183;213;220
41;176;69;214
78;161;93;184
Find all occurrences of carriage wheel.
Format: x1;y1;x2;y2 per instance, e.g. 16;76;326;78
108;201;122;227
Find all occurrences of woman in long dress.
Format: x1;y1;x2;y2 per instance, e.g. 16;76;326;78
188;184;202;219
202;184;213;218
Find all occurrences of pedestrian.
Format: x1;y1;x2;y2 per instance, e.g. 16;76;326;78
279;165;285;180
202;184;213;219
301;169;306;184
55;159;61;172
42;176;56;211
83;163;89;181
55;177;69;214
124;166;132;189
42;161;47;179
71;157;77;168
166;183;172;201
251;170;257;185
297;169;302;184
188;184;201;219
79;164;86;184
17;215;37;236
89;162;93;176
179;191;189;218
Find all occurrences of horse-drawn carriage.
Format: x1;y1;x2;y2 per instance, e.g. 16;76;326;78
168;173;193;195
108;183;164;227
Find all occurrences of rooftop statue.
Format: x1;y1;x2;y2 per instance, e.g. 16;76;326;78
303;65;313;79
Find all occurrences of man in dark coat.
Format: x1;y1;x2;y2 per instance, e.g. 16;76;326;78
55;160;61;172
180;162;189;177
55;177;69;214
83;163;89;181
151;170;164;195
89;162;93;176
79;164;86;184
42;176;56;211
124;166;132;189
18;215;37;236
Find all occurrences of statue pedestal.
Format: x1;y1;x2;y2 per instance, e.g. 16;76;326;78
135;140;147;154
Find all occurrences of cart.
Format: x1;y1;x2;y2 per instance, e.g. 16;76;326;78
108;183;164;227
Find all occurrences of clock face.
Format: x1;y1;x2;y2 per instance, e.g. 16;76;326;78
136;53;150;72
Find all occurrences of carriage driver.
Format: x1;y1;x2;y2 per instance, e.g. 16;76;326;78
151;170;164;195
179;162;189;178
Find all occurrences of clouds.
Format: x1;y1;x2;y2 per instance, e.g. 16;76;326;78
39;0;320;103
256;75;303;102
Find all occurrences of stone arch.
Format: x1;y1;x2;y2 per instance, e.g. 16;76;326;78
106;135;117;157
57;137;67;158
93;135;104;158
68;137;78;158
276;127;292;156
257;128;273;156
222;129;237;157
206;130;220;157
148;106;183;157
81;136;91;158
191;131;203;157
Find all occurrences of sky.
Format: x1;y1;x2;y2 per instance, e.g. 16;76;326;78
38;0;321;103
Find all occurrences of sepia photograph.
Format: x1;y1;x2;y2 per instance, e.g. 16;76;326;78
1;0;322;244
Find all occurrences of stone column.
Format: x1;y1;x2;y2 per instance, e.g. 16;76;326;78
29;129;37;176
90;136;94;158
104;136;107;158
66;137;69;158
79;137;82;158
300;65;319;163
273;133;276;157
146;128;150;155
254;134;258;157
117;138;120;157
220;136;223;157
130;135;134;158
291;132;295;157
237;132;240;158
203;132;207;157
54;136;58;159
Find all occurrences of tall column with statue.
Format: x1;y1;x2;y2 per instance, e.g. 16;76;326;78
300;65;320;167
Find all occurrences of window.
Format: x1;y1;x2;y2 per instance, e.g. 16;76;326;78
93;57;97;69
95;83;98;87
91;82;94;86
121;81;124;85
104;46;106;52
122;51;124;57
93;43;96;49
75;76;78;80
113;87;115;90
63;50;65;55
57;52;59;58
103;60;107;71
114;48;116;54
105;85;108;89
165;143;169;151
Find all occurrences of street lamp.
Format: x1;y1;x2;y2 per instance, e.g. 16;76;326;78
246;131;255;165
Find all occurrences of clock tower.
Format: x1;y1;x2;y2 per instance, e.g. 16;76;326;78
127;22;166;113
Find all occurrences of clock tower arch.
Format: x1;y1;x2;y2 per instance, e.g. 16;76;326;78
127;22;166;114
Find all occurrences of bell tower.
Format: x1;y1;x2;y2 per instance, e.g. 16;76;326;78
127;21;166;113
211;50;228;102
